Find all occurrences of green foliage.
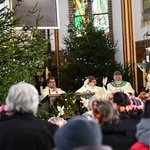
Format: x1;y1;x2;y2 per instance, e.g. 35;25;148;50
37;92;88;120
0;2;49;104
36;109;51;120
60;21;131;92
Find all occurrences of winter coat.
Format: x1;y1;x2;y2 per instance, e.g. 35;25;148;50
101;120;133;150
0;113;58;150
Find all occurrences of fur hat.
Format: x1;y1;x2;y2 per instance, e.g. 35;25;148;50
54;117;102;150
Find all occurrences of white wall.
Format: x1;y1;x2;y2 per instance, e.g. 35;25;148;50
51;0;69;51
58;0;69;50
112;0;149;64
112;0;124;64
133;0;149;41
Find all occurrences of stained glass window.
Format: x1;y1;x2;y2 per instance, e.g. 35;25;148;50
73;0;88;29
72;0;109;33
92;0;109;32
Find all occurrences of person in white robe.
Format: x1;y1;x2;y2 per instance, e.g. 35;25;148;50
76;75;108;100
107;71;135;96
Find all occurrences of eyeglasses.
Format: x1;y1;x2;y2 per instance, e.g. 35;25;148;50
48;81;55;83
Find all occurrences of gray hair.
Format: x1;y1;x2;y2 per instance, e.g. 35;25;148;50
88;95;103;110
6;82;39;114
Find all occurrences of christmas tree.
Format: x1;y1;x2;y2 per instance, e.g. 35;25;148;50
0;0;49;104
60;21;131;92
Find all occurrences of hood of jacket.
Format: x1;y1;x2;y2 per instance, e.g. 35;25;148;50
136;118;150;146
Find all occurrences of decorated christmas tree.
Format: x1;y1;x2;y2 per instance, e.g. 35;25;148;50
60;21;131;92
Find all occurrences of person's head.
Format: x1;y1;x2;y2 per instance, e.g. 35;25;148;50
46;76;56;88
113;71;122;83
92;100;119;124
112;92;133;113
113;92;130;107
88;95;103;110
6;82;39;114
54;117;102;150
86;75;97;87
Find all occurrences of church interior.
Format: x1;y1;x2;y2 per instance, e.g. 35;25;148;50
0;1;150;150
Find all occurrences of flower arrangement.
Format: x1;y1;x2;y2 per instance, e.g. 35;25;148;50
49;92;88;119
116;104;132;112
114;95;144;114
37;92;88;120
108;91;144;115
130;96;144;110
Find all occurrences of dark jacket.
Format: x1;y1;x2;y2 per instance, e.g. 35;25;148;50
0;113;58;150
129;118;150;150
120;113;139;146
102;120;135;150
136;118;150;146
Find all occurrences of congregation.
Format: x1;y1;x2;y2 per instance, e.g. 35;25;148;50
0;71;150;150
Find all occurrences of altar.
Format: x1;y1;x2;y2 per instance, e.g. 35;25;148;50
39;92;95;113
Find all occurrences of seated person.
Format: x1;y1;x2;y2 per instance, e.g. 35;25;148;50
107;71;135;96
54;117;112;150
0;82;58;150
76;75;108;100
82;95;104;120
91;100;133;150
111;92;141;149
41;76;65;100
130;100;150;150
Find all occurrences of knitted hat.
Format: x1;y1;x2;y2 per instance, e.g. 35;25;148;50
54;117;102;150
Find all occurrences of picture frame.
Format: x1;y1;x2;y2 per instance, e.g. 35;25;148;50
11;0;60;29
141;0;150;27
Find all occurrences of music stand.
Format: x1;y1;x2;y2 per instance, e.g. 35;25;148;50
40;94;61;112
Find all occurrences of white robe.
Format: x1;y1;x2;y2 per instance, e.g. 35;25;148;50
76;85;108;100
107;81;135;96
41;86;65;100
